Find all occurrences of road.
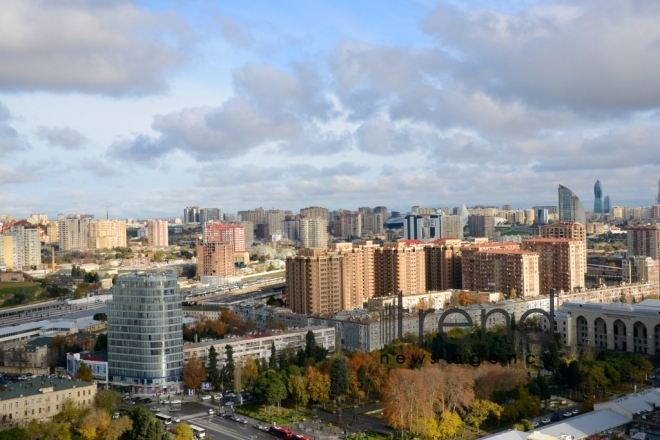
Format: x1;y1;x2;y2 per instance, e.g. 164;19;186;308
0;302;107;328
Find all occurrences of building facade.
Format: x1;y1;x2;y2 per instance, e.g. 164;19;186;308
522;238;586;295
425;239;465;291
203;222;246;252
300;217;329;249
107;272;184;394
200;208;221;224
373;241;427;297
58;217;93;251
197;242;234;277
627;224;660;260
88;220;127;249
558;184;587;226
147;220;169;247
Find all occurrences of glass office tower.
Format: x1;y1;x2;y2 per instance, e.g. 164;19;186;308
108;272;183;394
558;184;587;226
593;180;603;214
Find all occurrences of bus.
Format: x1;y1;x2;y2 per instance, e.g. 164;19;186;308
189;424;206;438
155;413;172;425
269;426;292;439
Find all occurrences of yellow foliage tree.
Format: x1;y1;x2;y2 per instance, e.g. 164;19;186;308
437;411;463;438
78;408;111;440
172;422;195;440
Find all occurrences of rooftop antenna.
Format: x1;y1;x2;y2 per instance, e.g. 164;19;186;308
106;207;109;220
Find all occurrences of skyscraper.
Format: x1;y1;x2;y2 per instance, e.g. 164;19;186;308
594;180;603;214
183;206;200;224
200;208;221;224
108;272;183;394
147;220;169;247
558;185;587;226
300;217;329;249
603;195;611;214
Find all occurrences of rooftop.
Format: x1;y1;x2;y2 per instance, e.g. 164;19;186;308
184;325;331;349
0;377;94;401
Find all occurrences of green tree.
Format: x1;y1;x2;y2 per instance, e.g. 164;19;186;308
254;370;287;414
330;357;349;398
53;398;80;423
513;419;534;432
75;362;93;381
269;341;278;370
123;406;169;440
0;427;27;440
288;374;309;411
220;345;235;390
94;390;122;414
206;346;221;390
93;313;107;322
94;333;108;351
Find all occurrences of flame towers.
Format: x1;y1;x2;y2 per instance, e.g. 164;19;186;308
558;184;587;226
594;180;603;214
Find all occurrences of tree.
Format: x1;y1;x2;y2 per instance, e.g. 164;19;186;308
104;416;133;440
78;408;111;440
220;345;235;390
206;346;220;390
123;406;168;440
513;419;534;432
0;427;27;440
171;423;194;440
254;370;287;414
288;374;309;411
467;400;503;433
241;358;260;391
305;366;330;405
53;398;80;423
93;313;107;322
458;291;473;306
94;333;108;351
330;357;349;398
75;362;93;381
269;341;277;370
94;390;122;414
183;354;206;392
437;411;463;438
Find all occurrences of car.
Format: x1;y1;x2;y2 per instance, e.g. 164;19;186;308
226;392;236;398
208;409;215;415
172;417;180;423
254;423;265;430
201;395;212;401
650;375;656;380
150;407;161;412
225;402;234;407
144;398;152;403
532;422;539;428
170;399;182;405
293;435;312;440
213;394;223;400
563;412;572;418
239;418;248;425
541;418;550;424
572;409;579;415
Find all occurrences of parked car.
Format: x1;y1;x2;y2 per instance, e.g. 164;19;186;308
572;409;579;415
225;402;234;407
213;394;223;400
239;418;248;425
144;398;152;403
293;435;312;440
532;422;539;428
541;418;550;424
254;424;265;430
150;407;160;412
170;399;182;405
208;409;215;415
563;412;572;418
201;395;212;401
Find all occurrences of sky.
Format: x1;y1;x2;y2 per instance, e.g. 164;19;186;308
2;0;660;219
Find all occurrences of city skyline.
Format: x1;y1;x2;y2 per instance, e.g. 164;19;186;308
3;1;660;217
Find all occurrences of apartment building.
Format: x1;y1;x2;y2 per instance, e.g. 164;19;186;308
300;217;328;249
373;241;427;297
203;222;246;252
58;217;93;251
0;378;96;425
425;238;465;291
147;219;169;247
197;242;235;277
88;220;127;249
183;326;335;367
540;221;586;242
522;238;586;295
237;208;265;227
200;208;221;224
467;215;496;239
334;212;362;239
627;224;660;260
461;242;540;297
300;206;330;222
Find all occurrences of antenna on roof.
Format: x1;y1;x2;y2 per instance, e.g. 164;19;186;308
106;207;109;220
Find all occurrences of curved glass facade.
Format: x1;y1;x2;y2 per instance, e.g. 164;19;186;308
593;180;603;214
558;184;586;226
108;272;183;393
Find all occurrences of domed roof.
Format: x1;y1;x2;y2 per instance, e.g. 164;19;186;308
277;248;296;259
256;246;276;258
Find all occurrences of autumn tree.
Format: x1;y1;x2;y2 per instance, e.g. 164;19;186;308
53;398;80;423
75;362;93;381
78;408;111;440
458;291;473;306
241;358;260;391
183;354;206;392
94;390;122;414
437;411;463;438
305;366;330;405
288;374;309;411
467;400;503;433
171;422;194;440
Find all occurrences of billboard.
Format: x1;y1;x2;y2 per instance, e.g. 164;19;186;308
201;382;211;391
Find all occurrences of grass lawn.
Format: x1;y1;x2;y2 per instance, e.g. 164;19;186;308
0;282;42;306
235;403;309;424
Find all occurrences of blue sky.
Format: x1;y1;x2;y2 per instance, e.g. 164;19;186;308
1;0;660;219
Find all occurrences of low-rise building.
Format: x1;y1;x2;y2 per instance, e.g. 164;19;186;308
66;351;109;385
182;305;226;321
183;326;335;367
0;377;96;425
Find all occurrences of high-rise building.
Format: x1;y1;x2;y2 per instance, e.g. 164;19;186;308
439;214;463;239
604;195;611;214
238;208;265;227
373;206;388;220
467;215;496;239
281;215;301;241
522;238;586;295
334;212;362;239
197;242;234;277
558;184;586;225
266;210;287;236
108;272;184;393
403;214;424;241
183;206;200;224
301;217;329;249
300;206;330;222
537;209;549;225
234;221;254;247
286;241;378;314
425;239;465;290
594;180;603;214
540;222;587;242
0;233;22;270
28;214;48;224
88;220;127;249
461;242;540;297
58;217;93;251
502;204;512;211
45;221;58;244
362;212;384;235
374;241;427;296
611;206;626;219
200;208;221;224
657;180;660;205
203;222;246;252
147;220;169;247
627;224;660;261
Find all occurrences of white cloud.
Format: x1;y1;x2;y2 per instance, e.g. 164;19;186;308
35;126;89;150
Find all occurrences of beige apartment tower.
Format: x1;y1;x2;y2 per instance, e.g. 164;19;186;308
88;220;127;249
373;241;427;297
461;242;540;297
540;222;586;242
300;217;329;249
197;242;234;277
522;238;585;295
425;238;465;291
147;220;169;247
